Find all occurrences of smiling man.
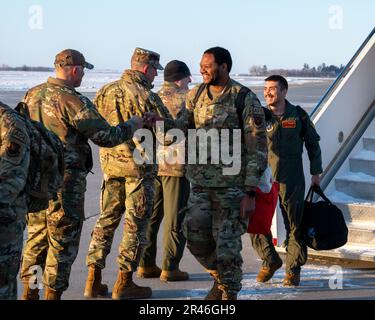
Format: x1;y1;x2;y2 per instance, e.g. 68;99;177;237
250;75;323;287
182;47;268;300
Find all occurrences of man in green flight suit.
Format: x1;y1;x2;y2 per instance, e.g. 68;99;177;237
250;75;323;286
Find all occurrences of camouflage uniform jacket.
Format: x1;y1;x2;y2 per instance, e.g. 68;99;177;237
185;79;268;188
156;81;188;177
0;101;30;223
96;70;185;178
22;77;138;174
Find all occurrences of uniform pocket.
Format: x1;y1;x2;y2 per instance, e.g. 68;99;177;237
127;181;148;219
212;108;229;129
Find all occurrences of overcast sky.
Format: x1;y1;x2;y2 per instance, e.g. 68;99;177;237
0;0;374;73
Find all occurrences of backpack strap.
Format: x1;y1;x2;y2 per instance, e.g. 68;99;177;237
193;84;262;132
235;87;251;130
15;102;31;118
192;83;206;108
296;105;308;139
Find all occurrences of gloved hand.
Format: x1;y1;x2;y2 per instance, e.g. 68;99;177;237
128;115;144;130
143;112;164;128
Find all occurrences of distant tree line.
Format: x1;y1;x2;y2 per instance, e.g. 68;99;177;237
0;64;53;72
249;63;345;78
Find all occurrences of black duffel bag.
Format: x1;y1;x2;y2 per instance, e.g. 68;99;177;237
302;186;348;250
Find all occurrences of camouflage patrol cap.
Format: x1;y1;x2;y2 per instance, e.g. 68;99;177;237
54;49;94;70
131;47;164;70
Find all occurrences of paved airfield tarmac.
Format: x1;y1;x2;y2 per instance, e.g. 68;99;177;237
1;87;374;300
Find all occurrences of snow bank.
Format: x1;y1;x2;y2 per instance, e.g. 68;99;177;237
0;70;332;93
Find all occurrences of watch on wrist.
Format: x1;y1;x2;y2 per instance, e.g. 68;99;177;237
246;190;256;198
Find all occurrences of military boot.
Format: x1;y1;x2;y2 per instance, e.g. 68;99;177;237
84;265;109;298
204;270;222;300
112;270;152;300
283;273;301;287
160;269;189;282
20;280;40;300
44;287;62;300
137;265;162;279
256;259;283;283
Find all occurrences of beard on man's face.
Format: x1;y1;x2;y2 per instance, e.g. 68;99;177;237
207;69;222;85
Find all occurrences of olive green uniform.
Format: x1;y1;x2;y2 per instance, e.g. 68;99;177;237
250;100;322;275
139;81;190;271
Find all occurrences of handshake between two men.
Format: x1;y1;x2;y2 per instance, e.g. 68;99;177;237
130;112;164;130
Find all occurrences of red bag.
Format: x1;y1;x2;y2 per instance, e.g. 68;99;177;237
247;182;279;235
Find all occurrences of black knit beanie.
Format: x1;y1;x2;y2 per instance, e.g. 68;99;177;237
164;60;191;82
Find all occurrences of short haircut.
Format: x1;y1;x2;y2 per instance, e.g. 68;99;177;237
204;47;232;73
265;75;288;91
131;59;147;70
55;64;74;73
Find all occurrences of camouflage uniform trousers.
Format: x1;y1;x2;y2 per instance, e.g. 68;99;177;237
183;185;248;295
0;197;26;300
20;169;86;292
86;176;154;272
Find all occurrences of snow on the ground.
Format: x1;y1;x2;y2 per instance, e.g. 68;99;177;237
0;70;333;93
179;265;364;300
241;265;363;299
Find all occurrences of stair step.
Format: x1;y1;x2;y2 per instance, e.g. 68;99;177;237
308;243;375;263
335;173;375;200
329;191;375;222
347;222;375;245
363;137;375;152
350;150;375;176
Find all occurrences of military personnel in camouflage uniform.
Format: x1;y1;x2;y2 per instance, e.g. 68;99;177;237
251;75;322;286
182;47;268;300
85;48;186;300
19;49;143;300
0;101;30;300
138;60;191;282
